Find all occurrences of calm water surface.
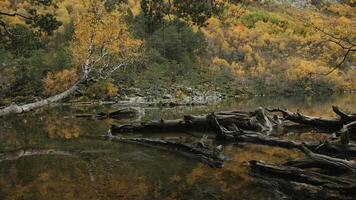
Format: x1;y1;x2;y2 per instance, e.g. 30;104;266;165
0;94;355;200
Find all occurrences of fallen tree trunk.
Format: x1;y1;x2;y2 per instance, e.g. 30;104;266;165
249;160;356;200
332;106;356;124
112;107;277;134
266;106;355;131
285;145;356;174
0;83;80;117
111;115;211;133
338;121;356;143
208;113;356;158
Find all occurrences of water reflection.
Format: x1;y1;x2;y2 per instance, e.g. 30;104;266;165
0;94;355;200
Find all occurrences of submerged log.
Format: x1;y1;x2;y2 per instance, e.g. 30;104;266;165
112;116;211;133
338;121;356;143
112;107;276;134
208;113;356;158
285;145;356;174
117;138;228;168
249;160;356;200
83;134;228;168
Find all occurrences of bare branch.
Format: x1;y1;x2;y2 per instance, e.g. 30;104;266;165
0;11;32;20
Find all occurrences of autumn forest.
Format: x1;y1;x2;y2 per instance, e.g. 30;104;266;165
0;0;355;200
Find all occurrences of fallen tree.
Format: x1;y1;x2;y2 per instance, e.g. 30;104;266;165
208;113;356;158
0;2;142;117
249;160;356;200
111;107;278;134
267;106;356;131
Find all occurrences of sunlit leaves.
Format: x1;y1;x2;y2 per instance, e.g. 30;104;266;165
70;0;142;71
43;68;78;96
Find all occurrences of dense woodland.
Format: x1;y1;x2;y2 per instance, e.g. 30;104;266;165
0;1;356;199
0;0;355;106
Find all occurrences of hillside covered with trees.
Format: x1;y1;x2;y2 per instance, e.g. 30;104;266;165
1;1;356;199
0;0;355;107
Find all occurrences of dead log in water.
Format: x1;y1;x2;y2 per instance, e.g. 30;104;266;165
266;106;355;131
83;134;228;168
111;116;211;133
112;107;276;134
284;145;356;174
249;160;356;200
208;113;356;158
117;138;228;168
337;121;356;143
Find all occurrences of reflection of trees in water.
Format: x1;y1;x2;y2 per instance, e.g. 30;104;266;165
0;94;355;199
45;116;81;139
0;143;303;200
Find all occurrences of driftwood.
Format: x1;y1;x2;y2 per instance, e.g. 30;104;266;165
208;113;356;158
0;84;80;117
249;160;356;200
249;143;356;199
112;115;211;133
267;106;356;131
285;146;356;174
112;107;277;134
338;121;356;143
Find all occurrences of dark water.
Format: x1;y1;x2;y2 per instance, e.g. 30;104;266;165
0;94;355;200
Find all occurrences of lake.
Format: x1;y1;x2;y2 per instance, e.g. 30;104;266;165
0;94;355;200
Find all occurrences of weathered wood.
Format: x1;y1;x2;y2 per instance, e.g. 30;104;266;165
266;108;343;130
112;117;211;133
266;107;355;131
332;106;356;124
0;83;80;116
249;160;356;200
112;108;275;134
207;112;356;158
299;145;356;173
338;121;356;143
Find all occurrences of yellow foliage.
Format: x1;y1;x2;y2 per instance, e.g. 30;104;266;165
212;57;230;71
70;0;142;68
105;81;119;97
46;117;81;139
230;62;245;77
43;68;78;96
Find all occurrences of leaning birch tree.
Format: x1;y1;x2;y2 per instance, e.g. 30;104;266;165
0;0;142;116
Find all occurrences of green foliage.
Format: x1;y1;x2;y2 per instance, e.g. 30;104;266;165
30;13;62;35
241;11;288;29
173;0;226;26
4;25;43;57
140;0;226;33
147;20;206;64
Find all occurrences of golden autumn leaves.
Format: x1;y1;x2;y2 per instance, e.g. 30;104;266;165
43;0;142;96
